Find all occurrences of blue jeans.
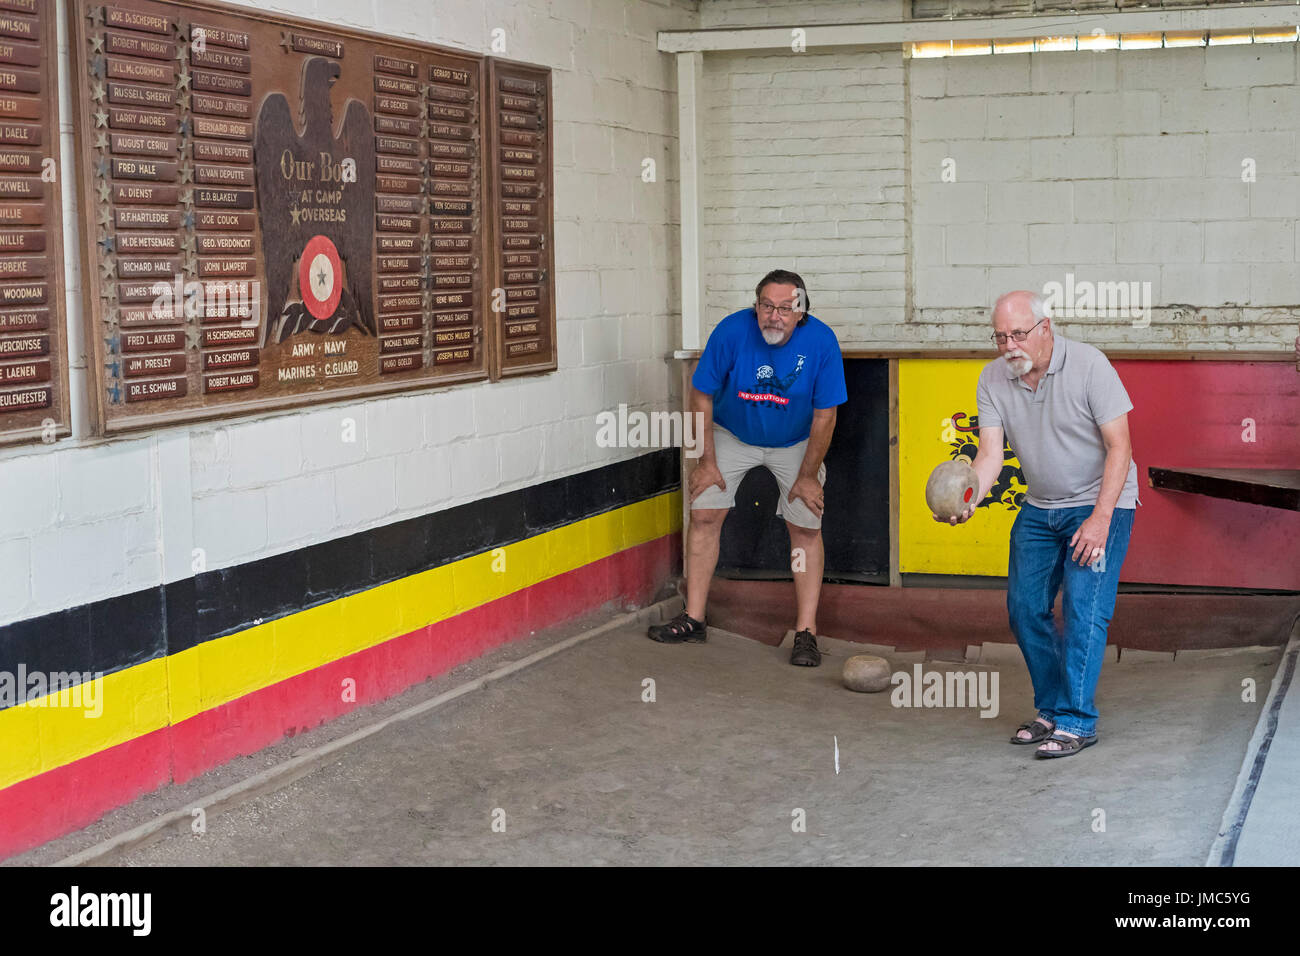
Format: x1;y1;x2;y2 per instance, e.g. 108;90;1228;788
1007;504;1135;738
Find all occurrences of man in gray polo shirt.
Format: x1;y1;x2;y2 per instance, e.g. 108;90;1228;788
941;290;1137;758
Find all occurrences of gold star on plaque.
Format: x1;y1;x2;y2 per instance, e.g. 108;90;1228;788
90;82;105;102
290;206;301;225
179;162;193;184
180;188;193;207
94;132;108;151
87;6;104;27
279;32;291;53
94;109;108;129
90;34;104;54
182;234;195;253
176;69;191;91
175;45;186;62
185;329;200;350
97;181;111;203
97;205;111;224
99;259;114;280
184;253;197;275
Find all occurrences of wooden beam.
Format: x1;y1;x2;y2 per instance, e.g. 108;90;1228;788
659;7;1300;53
676;52;705;352
888;358;901;588
1149;467;1300;513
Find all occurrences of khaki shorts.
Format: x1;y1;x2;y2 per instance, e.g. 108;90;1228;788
692;425;826;529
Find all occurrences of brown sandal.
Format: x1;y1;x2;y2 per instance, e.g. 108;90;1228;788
1035;732;1098;758
1010;717;1055;745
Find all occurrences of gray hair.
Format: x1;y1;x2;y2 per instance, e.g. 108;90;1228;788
1028;292;1051;321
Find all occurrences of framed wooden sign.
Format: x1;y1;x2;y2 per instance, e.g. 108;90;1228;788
0;0;70;445
67;0;501;433
486;58;555;378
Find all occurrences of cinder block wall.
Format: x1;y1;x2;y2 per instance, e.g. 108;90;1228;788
1;0;693;626
698;2;1300;350
912;44;1300;349
701;47;908;341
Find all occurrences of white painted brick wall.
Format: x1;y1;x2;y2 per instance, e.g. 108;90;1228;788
701;47;908;343
0;0;694;626
911;41;1300;347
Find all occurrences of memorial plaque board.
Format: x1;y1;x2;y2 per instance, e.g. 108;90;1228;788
0;0;66;445
485;58;555;378
69;0;495;433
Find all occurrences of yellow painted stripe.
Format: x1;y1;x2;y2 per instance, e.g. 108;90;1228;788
0;491;680;791
0;659;170;791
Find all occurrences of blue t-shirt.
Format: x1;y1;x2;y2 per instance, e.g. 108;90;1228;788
691;308;848;448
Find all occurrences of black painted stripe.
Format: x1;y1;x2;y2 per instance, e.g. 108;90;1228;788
0;450;679;696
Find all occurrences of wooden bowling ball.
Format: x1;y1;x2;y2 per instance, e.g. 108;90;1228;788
842;655;891;693
926;460;979;520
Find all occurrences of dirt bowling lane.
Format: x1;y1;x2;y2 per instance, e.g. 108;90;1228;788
111;626;1276;865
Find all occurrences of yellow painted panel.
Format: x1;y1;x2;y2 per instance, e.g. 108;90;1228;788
898;360;1026;575
166;642;201;723
0;659;170;788
0;697;41;789
545;520;589;578
395;564;456;633
166;644;203;726
194;620;277;711
586;505;625;558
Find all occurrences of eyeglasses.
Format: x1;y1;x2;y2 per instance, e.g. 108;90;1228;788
757;300;802;319
990;318;1044;345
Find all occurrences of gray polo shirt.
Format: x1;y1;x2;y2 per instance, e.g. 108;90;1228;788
975;334;1139;510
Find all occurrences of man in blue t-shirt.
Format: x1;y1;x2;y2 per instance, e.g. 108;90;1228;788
646;270;848;666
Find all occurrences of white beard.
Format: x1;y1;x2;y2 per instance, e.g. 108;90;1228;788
1005;352;1033;377
761;327;787;345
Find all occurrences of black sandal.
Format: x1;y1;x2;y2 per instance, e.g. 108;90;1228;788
1035;731;1098;758
647;611;707;644
1010;717;1055;745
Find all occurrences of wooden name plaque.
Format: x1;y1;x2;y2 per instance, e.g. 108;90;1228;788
486;59;555;377
0;0;69;445
69;0;555;434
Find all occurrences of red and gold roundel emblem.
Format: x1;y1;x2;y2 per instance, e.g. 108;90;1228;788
299;235;343;320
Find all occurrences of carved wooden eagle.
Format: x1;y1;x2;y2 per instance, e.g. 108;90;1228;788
254;56;376;346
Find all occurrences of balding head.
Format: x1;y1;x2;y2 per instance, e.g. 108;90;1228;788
991;289;1054;379
993;290;1048;327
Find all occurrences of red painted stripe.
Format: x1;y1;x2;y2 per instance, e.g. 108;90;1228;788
0;533;679;859
0;728;172;861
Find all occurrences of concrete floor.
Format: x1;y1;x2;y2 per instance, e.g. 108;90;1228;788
1232;639;1300;866
97;619;1277;867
